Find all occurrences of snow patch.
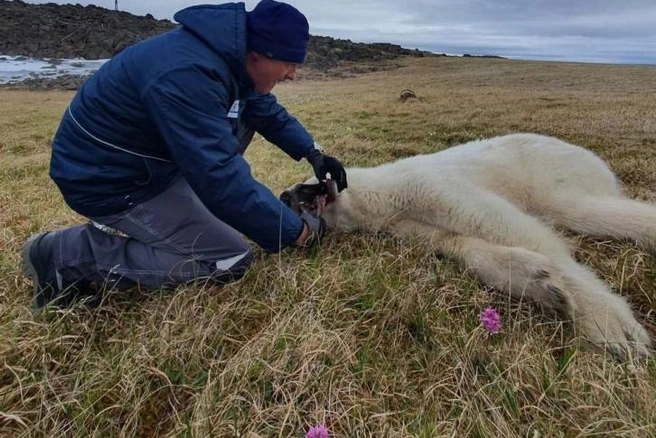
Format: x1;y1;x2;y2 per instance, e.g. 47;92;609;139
0;54;107;85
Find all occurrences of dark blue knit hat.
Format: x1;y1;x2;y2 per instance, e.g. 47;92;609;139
247;0;310;64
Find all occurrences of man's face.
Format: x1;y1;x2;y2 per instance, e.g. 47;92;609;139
246;51;298;94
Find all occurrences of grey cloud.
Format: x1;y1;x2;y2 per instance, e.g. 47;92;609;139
22;0;656;64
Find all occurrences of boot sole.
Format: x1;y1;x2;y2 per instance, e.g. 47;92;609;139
20;233;47;311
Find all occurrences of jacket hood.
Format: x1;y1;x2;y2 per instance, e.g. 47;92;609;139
174;3;248;80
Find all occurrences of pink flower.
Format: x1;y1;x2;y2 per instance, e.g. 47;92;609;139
480;307;500;334
305;424;329;438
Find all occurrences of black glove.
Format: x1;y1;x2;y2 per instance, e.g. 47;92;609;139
299;211;326;248
306;148;348;192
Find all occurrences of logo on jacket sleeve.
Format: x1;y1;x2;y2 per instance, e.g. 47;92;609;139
227;100;240;119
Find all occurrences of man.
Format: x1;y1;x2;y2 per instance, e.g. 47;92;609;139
20;0;348;310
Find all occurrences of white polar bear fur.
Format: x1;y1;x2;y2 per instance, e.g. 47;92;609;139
307;133;655;357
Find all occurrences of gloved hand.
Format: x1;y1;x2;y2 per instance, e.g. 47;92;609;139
298;211;326;248
306;146;348;192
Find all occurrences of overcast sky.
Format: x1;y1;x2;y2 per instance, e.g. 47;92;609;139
24;0;656;65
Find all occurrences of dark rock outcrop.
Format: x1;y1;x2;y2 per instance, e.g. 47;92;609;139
0;0;174;60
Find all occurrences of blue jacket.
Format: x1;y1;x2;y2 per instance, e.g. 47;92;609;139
49;2;314;253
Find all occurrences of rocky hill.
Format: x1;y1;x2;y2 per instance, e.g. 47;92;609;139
0;0;438;88
0;0;174;59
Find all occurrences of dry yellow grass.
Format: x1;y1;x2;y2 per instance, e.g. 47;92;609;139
1;56;656;437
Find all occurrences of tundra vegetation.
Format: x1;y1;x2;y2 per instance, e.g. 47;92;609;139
1;56;655;437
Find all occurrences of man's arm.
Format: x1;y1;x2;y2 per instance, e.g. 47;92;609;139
142;67;305;253
244;93;348;191
242;93;315;160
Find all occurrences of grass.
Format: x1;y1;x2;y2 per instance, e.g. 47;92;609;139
1;56;656;437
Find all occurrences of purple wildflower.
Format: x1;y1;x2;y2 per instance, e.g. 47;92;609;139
480;307;501;334
305;424;329;438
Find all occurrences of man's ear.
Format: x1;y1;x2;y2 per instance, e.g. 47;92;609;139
247;51;266;62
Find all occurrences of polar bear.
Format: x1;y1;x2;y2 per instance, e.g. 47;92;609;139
281;133;655;358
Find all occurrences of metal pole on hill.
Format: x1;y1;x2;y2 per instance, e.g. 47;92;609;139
115;1;118;11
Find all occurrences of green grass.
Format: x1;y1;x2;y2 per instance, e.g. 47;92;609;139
1;56;656;437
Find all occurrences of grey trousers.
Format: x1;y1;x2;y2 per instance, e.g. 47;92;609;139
53;175;253;290
52;122;257;291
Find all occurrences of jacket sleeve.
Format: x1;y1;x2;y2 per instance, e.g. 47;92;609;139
142;67;303;253
242;93;315;160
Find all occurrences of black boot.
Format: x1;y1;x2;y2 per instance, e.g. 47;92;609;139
20;232;96;311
